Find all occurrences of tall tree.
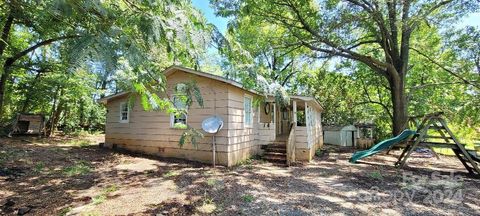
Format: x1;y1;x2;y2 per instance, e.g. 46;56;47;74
212;0;479;135
0;0;213;123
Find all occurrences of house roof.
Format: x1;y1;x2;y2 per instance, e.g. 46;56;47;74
99;65;323;111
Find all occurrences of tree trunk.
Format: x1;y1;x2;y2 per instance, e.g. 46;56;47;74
0;67;11;119
389;73;408;136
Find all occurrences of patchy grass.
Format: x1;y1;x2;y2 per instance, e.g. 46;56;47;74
92;194;107;205
163;170;179;178
207;178;217;186
65;139;92;148
103;184;118;193
236;156;265;169
241;194;255;203
369;171;384;180
2;137;480;215
34;162;46;173
92;185;119;205
315;149;324;157
58;207;72;216
63;161;92;176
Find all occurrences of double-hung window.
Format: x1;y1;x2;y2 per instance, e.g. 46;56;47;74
119;102;129;123
244;95;253;127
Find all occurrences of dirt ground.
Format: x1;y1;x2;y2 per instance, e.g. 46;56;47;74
1;135;479;216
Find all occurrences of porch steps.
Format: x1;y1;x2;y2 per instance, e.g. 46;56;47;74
261;143;287;164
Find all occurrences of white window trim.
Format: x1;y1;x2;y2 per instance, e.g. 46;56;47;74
244;94;253;128
119;102;129;123
170;95;188;128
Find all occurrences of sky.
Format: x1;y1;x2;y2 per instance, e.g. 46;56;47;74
191;0;229;34
191;0;480;33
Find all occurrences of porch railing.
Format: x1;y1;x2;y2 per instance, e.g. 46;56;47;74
286;122;296;166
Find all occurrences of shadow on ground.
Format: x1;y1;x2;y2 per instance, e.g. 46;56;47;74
1;138;479;215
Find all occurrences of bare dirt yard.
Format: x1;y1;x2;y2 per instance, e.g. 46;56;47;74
1;135;479;215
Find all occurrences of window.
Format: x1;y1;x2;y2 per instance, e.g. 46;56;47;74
171;95;187;128
244;95;253;127
119;102;129;123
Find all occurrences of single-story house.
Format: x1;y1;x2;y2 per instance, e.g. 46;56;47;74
100;66;324;166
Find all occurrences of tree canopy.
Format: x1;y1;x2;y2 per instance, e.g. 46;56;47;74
0;0;216;136
212;0;480;136
0;0;479;143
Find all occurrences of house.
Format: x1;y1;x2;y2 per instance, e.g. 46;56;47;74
99;66;324;166
323;123;375;148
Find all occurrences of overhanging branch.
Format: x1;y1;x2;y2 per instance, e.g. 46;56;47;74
411;47;480;89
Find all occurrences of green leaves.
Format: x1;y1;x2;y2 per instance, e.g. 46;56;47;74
179;127;205;148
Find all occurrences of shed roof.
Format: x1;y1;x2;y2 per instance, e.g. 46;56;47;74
323;125;356;131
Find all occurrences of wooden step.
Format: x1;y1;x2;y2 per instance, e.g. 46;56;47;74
264;152;286;157
262;146;286;153
263;155;287;162
424;135;453;139
428;125;446;130
262;144;286;149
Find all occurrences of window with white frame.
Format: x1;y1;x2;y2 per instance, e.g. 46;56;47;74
244;95;253;127
119;102;129;123
171;95;187;128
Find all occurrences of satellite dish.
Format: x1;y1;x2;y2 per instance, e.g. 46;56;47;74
202;116;223;168
202;116;224;134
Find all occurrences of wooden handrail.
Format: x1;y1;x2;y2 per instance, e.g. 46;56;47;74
286;122;296;166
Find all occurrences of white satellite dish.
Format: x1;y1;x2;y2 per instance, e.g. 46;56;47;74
202;116;224;134
201;116;224;167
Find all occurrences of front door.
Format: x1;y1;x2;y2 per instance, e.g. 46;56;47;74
276;106;290;135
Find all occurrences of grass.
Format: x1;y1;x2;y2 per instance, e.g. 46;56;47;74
92;194;107;205
103;184;118;193
241;194;255;203
92;185;119;205
34;162;46;173
63;161;92;176
315;149;324;157
237;155;265;168
207;178;217;186
369;171;384;180
59;207;72;216
65;139;92;148
163;170;179;178
198;195;216;214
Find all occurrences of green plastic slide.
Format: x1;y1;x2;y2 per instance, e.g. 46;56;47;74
350;129;416;163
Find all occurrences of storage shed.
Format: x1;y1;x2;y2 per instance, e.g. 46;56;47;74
9;113;45;136
323;125;357;147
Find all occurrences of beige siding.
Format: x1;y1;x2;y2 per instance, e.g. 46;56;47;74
294;107;323;161
226;86;261;166
105;70;231;165
104;68;322;166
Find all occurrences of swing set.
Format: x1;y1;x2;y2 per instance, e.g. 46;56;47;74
395;112;480;175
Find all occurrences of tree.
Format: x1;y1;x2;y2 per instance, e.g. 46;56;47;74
212;0;479;135
0;0;213;125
